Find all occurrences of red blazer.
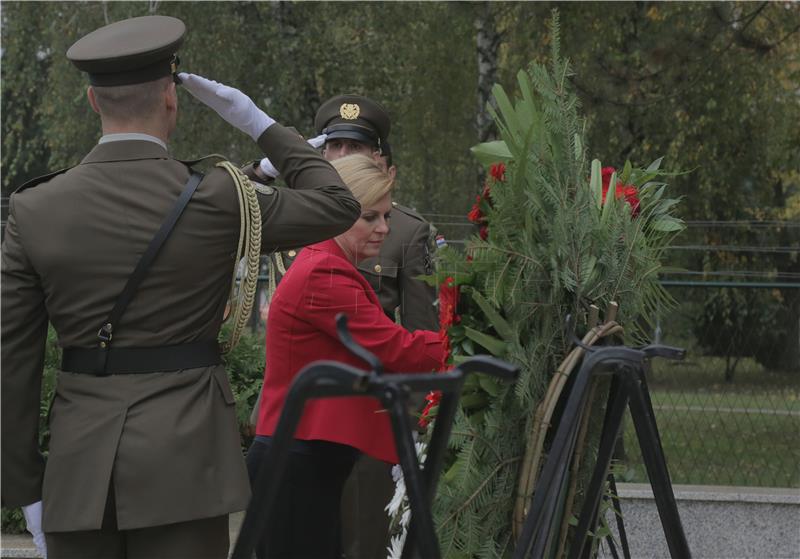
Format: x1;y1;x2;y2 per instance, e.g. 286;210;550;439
256;239;443;463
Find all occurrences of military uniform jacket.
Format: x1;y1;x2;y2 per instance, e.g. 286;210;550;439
358;203;438;332
1;123;360;532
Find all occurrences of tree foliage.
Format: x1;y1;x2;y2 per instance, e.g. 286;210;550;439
3;2;798;225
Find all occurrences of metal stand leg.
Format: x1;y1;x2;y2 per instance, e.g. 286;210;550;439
570;376;629;559
401;388;463;559
379;387;439;559
623;372;691;558
607;474;631;559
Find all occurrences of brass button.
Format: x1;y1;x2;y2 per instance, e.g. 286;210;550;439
287;250;297;258
374;264;382;273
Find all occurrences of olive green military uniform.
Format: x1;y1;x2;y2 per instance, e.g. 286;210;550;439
359;202;437;331
1;15;359;559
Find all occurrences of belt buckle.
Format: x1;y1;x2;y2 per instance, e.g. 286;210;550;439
97;323;113;348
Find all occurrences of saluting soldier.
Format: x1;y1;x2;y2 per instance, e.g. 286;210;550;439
1;15;359;559
313;95;439;559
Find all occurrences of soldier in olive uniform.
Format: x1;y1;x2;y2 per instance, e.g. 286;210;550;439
312;95;439;558
1;16;359;559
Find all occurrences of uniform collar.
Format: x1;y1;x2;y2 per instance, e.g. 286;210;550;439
99;132;167;151
80;139;171;165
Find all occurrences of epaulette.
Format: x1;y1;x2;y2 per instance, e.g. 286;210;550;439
14;166;74;194
177;153;228;170
391;201;428;223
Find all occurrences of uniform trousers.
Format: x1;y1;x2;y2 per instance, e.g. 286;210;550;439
246;436;358;559
45;481;229;559
340;455;395;559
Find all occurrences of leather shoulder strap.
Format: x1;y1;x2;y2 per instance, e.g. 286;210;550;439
176;153;227;168
94;171;205;373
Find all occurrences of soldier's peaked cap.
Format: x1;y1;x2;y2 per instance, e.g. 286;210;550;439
314;95;391;148
67;16;185;87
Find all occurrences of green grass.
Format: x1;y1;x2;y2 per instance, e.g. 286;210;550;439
649;391;798;412
618;356;800;488
648;355;799;392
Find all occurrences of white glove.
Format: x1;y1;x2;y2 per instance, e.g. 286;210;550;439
22;501;47;558
258;134;327;179
178;73;275;141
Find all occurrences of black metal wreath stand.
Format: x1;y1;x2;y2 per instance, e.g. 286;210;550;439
512;338;691;559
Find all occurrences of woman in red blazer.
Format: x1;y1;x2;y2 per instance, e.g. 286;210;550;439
247;154;444;558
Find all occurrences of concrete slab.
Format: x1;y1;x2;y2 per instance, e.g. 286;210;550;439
5;490;798;558
0;533;37;559
599;484;800;559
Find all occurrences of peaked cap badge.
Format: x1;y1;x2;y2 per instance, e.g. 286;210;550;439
339;103;360;120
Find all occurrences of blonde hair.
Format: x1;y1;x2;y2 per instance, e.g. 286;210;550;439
331;154;394;208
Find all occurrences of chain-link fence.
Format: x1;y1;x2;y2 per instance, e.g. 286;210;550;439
620;282;800;488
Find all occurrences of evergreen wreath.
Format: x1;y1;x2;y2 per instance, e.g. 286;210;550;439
388;11;685;559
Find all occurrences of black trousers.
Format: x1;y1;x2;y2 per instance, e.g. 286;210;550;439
246;437;358;559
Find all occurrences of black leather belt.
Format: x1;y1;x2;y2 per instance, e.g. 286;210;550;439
61;340;222;375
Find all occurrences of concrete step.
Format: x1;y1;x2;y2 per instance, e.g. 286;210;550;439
0;534;38;559
599;484;800;559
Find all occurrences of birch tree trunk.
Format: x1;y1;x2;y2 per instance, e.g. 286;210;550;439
475;2;499;144
475;1;500;186
270;1;321;131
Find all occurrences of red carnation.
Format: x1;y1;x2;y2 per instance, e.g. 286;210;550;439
490;162;506;182
601;166;615;189
600;166;640;218
600;166;616;203
418;390;442;428
468;182;493;238
468;168;498;239
438;277;460;371
621;185;640;217
438;277;460;330
467;196;484;224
